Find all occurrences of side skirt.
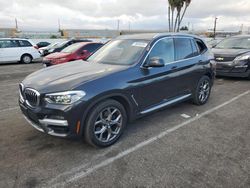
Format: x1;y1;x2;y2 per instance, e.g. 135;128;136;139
140;94;192;115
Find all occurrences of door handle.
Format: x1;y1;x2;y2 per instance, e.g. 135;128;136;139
171;66;178;70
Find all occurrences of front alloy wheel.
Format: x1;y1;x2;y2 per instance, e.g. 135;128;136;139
94;107;122;143
84;99;127;147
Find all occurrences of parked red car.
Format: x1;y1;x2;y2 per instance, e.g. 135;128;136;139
43;42;104;66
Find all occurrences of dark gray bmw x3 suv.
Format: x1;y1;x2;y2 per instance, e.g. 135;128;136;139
19;33;215;147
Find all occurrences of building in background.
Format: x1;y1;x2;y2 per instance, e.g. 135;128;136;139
61;29;119;39
16;31;61;39
0;28;17;37
205;30;241;38
0;27;243;40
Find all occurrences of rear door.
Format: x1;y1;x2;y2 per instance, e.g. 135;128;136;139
17;40;40;59
171;37;201;94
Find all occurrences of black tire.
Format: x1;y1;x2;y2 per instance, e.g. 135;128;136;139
192;75;211;105
84;99;127;147
21;54;32;64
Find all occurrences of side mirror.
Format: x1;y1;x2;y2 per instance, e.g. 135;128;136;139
145;57;165;68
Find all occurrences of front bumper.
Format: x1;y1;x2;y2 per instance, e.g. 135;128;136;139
19;99;85;138
42;59;52;67
215;61;250;78
22;114;68;137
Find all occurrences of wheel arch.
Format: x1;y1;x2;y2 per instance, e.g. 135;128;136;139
205;71;213;80
20;53;33;62
80;92;136;136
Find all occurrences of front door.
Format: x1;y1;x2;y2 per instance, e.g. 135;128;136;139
133;38;182;111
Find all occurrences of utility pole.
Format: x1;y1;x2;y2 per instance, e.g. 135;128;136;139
15;18;18;31
240;24;244;34
117;19;120;31
128;22;131;31
58;19;61;31
213;17;218;39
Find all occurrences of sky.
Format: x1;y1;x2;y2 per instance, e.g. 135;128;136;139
0;0;250;32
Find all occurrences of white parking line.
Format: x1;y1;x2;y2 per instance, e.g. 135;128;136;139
49;90;250;188
0;107;19;113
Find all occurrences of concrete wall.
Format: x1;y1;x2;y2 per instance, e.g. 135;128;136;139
62;29;119;39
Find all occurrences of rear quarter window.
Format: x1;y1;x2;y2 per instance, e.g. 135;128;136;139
195;39;207;54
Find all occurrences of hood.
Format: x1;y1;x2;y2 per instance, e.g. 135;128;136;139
212;48;250;57
45;52;70;59
22;60;126;93
39;46;47;50
212;48;250;62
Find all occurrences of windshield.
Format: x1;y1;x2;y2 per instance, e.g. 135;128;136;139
50;41;68;49
215;37;250;49
61;43;83;53
87;39;149;65
46;42;59;48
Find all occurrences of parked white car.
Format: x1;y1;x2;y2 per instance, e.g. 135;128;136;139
0;38;41;64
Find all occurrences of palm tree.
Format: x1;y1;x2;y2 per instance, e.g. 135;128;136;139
168;5;171;32
174;0;184;31
167;0;192;32
177;0;191;31
168;0;175;32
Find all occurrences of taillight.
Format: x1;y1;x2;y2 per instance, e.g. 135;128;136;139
33;45;39;49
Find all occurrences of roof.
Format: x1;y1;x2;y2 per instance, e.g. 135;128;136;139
117;33;201;40
77;41;103;45
0;38;30;41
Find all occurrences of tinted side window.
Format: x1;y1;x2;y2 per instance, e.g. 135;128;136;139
174;38;193;60
0;40;19;48
83;44;103;53
18;40;32;47
195;39;207;54
148;38;174;64
190;39;199;56
0;40;4;48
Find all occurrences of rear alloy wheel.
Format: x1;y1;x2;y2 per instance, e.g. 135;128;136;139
192;76;211;105
21;54;32;64
84;100;127;147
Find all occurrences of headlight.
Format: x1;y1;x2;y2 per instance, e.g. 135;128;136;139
45;91;86;105
48;49;54;53
234;55;250;61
